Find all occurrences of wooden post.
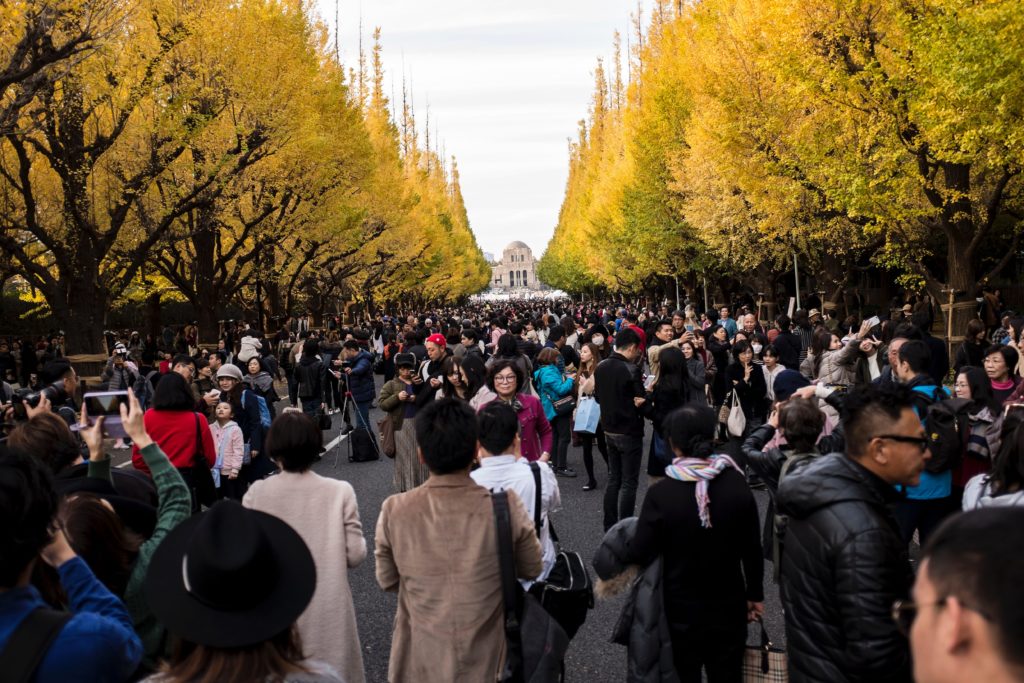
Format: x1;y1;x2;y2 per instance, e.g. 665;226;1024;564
942;287;956;363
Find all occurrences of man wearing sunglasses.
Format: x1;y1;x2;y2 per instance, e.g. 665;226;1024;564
897;507;1024;683
776;384;925;683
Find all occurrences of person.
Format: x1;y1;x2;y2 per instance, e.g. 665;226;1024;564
718;306;738;340
485;360;552;463
575;342;608;490
439;355;470;401
378;353;430;492
777;384;921;683
142;500;340;683
294;339;327;418
471;401;561;588
486;332;535;395
594;327;646;531
533;347;576;477
622;404;763;681
950;366;1002;503
705;324;731;411
375;398;543;681
892;340;955;546
641;346;689;480
210;401;245;500
242;356;279;420
726;340;769;448
102;344;138;392
761;344;785;402
131;372;217;511
912;310;950;386
215;364;269;482
0;447;144;682
985;344;1021;404
901;507;1024;683
416;333;452;407
962;406;1024;509
64;389;191;671
679;339;708;403
338;339;375;433
772;315;801;370
953;319;988;375
236;330;263;365
244;412;367;683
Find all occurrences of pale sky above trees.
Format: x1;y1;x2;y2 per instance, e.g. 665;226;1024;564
323;1;634;258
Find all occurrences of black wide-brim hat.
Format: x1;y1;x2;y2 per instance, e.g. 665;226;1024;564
144;500;316;648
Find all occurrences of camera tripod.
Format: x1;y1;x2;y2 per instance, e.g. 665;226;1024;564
332;383;382;468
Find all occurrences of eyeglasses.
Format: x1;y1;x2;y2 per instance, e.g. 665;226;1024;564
875;434;929;452
892;599;945;635
494;375;517;384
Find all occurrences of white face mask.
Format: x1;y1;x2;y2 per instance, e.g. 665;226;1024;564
751;343;763;355
592;335;605;347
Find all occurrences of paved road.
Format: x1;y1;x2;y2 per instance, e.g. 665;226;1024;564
109;381;786;682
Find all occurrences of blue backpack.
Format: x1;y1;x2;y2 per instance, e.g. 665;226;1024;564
243;390;272;430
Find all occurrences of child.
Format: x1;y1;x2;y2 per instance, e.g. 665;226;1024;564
210;401;245;500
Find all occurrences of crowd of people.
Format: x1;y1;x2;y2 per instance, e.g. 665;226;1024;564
2;297;1024;683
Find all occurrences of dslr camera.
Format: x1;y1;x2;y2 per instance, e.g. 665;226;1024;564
11;380;70;421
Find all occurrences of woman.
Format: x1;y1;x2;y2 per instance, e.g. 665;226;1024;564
642;346;688;479
575;342;608;490
952;366;1004;502
65;390;191;671
954;319;988;374
534;347;576;477
131;372;216;511
583;323;612;360
726;340;769;447
142;500;340;683
216;364;270;485
463;354;496;410
485;333;534;395
680;340;707;403
243;356;279;420
244;413;367;683
378;353;429;492
984;345;1021;404
800;331;829;381
486;359;552;462
294;339;326;418
963;407;1024;509
439;355;470;401
705;325;731;413
623;404;763;681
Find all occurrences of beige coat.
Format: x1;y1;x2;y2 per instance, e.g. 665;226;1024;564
375;473;543;683
243;471;367;683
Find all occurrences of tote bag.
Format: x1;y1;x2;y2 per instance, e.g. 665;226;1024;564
573;397;600;434
727;391;747;437
743;619;787;683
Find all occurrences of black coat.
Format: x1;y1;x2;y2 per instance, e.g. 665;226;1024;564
772;330;802;370
594;352;645;436
777;455;913;683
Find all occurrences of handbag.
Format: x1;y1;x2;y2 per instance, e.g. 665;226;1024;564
377;414;396;459
550;394;576;417
527;463;593;640
317;410;332;431
492;490;569;683
186;413;216;509
572;396;600;434
743;618;787;683
727;390;747;437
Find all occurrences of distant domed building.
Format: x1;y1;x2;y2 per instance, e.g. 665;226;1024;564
490;241;542;291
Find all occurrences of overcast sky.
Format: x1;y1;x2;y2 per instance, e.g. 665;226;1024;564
316;1;636;260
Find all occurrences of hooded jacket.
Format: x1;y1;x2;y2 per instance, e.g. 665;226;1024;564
776;454;913;683
344;349;376;405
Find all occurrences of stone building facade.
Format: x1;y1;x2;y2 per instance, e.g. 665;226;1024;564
490;241;541;291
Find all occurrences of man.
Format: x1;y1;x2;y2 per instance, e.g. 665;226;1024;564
337;339;375;433
741;313;764;337
777;384;921;683
102;344;137;392
719;306;738;341
772;314;801;370
460;328;483;359
911;311;950;386
593;328;647;531
375;399;542;681
671;309;688;338
471;402;560;588
544;326;579;373
904;508;1024;683
891;340;953;547
647;319;686;382
0;449;144;680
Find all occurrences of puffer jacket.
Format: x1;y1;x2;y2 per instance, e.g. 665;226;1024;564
345;349;376;405
533;364;574;422
776;454;913;683
813;340;860;387
592;518;678;683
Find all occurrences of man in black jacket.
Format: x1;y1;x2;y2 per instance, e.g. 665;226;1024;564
777;384;923;683
594;328;646;531
772;314;802;371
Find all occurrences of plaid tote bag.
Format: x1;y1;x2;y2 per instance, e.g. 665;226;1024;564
743;618;787;683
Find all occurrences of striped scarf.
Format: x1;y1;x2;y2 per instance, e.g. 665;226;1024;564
664;454;742;528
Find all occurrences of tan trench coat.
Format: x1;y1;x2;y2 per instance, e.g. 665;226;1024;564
375;473;543;682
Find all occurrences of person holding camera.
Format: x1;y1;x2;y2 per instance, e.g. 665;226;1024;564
336;340;375;434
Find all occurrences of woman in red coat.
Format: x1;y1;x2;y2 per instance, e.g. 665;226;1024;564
485;359;552;462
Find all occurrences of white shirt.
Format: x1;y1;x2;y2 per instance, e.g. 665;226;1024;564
471;455;561;586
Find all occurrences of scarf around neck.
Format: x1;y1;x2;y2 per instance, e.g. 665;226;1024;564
664;454;742;528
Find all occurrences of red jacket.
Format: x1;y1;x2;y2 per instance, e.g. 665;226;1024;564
131;409;216;475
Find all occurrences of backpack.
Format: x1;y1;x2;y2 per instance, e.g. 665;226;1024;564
348;426;379;462
922;396;972;474
242;389;272;430
132;370;159;410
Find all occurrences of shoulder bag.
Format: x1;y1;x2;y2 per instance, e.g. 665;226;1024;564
492;490;569;683
0;607;72;683
743;617;787;683
183;413;216;509
527;463;594;640
377;414;396;458
727;390;747;437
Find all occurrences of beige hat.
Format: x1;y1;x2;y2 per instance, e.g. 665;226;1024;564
808;308;821;318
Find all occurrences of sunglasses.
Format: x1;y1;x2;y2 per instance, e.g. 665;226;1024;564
875;434;929;452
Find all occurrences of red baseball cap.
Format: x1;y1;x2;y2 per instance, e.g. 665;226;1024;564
425;333;447;347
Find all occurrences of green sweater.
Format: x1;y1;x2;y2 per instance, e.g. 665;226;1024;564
89;444;191;668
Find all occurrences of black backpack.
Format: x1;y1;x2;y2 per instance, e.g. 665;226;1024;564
922;396;972;474
348;426;379;462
